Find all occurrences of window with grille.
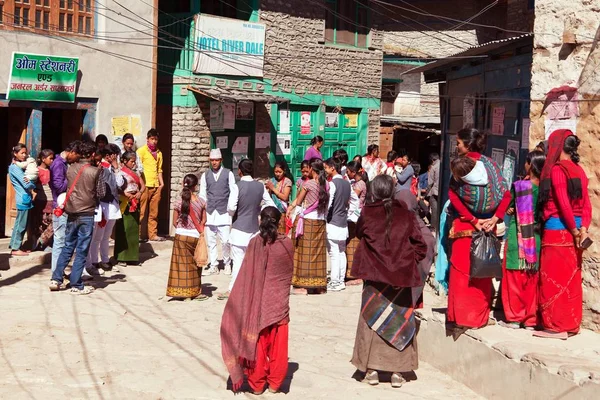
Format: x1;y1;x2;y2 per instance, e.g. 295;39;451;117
325;0;370;48
1;0;94;35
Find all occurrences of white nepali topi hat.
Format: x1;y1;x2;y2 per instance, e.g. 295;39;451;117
209;148;222;159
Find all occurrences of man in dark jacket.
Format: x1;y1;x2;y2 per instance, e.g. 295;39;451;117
50;141;106;294
49;140;81;274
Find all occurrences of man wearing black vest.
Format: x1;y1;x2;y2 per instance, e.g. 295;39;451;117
324;157;351;292
199;149;236;275
218;159;274;299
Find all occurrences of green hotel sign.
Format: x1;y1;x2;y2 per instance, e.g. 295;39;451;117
7;52;79;102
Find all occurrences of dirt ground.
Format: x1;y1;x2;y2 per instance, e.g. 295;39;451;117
0;247;482;400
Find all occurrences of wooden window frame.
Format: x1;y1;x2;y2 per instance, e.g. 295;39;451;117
325;0;370;48
0;0;95;37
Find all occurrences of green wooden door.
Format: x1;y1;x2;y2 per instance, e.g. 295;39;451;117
275;105;367;189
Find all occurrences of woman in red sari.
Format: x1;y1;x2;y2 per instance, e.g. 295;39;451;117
447;128;511;329
535;130;591;339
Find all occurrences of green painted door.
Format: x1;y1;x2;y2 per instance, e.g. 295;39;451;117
281;106;365;185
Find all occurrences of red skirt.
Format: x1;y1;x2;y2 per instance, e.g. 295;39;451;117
539;229;582;334
501;259;538;327
447;230;493;328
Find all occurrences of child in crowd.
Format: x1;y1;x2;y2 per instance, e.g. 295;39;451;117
16;154;39;183
450;155;488;186
36;149;55;250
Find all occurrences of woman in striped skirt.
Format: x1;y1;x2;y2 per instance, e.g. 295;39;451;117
287;159;330;295
166;174;207;301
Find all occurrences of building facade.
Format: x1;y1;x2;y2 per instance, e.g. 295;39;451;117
156;0;384;211
0;1;155;235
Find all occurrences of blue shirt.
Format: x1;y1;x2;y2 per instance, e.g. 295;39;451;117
9;163;36;210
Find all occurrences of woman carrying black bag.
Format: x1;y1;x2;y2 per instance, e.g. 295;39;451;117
446;129;511;330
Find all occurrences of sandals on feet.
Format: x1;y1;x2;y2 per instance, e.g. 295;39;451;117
193;294;209;302
217;292;230;300
70;286;95;295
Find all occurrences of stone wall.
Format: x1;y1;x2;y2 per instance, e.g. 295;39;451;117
169;104;211;209
529;0;600;330
368;109;380;145
260;0;383;98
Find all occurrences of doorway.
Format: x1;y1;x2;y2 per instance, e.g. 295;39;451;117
42;108;83;154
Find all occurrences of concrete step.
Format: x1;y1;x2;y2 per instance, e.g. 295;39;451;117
417;287;599;399
0;239;173;271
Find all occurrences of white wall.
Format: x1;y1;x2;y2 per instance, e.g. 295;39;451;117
0;0;155;138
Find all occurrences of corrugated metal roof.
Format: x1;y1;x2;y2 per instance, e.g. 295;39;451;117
187;85;289;103
403;34;533;76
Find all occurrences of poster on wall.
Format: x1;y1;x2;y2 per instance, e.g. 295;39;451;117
300;111;311;135
279;110;290;134
111;115;142;138
193;14;265;77
210;102;224;132
463;95;474;126
7;52;79;102
448;135;458;161
223;103;236;129
345;113;359;128
521;118;531;149
232;136;249;153
506;140;520;158
232;154;247;175
503;153;516;188
255;132;271;149
491;148;505;167
276;135;291;155
325;113;339;128
236;102;254;120
491;106;505;135
216;136;228;149
544;118;577;139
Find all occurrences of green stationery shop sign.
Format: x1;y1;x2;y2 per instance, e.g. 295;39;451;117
7;52;79;102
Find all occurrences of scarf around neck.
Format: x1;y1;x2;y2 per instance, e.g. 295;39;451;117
147;141;158;160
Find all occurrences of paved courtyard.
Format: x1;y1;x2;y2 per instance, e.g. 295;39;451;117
0;247;482;399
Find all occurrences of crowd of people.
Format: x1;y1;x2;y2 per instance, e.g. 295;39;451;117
8;130;166;293
7;126;591;393
438;128;591;341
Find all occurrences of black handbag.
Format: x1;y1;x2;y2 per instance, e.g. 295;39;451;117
470;230;503;279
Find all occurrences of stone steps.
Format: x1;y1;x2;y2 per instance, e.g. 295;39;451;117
417;288;599;399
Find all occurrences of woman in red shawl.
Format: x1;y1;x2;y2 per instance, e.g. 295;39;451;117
447;128;511;329
535;130;592;340
220;206;293;394
350;175;428;388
